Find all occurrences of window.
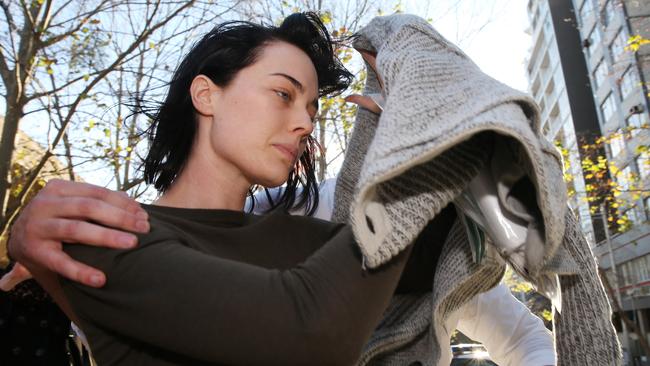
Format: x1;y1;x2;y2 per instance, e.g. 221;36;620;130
636;152;650;180
617;165;632;192
627;114;643;137
593;59;608;90
601;93;617;121
602;0;617;27
586;26;602;57
636;256;650;286
609;129;625;157
544;17;552;34
580;0;594;21
620;66;640;101
610;28;629;64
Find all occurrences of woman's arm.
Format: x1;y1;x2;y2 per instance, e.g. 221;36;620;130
61;223;411;365
7;179;150;288
456;283;556;366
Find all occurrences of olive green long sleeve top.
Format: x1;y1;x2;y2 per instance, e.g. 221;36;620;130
61;204;452;366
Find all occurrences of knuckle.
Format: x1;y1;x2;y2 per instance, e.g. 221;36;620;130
27;195;46;213
60;220;79;238
45;179;64;193
108;230;125;245
92;186;110;200
120;211;136;228
77;198;98;215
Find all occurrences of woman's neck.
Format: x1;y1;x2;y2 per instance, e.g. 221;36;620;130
153;152;250;211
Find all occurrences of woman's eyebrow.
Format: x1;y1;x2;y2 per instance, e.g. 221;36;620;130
270;72;318;111
269;73;304;93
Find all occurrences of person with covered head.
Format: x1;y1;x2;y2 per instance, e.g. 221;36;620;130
5;12;560;366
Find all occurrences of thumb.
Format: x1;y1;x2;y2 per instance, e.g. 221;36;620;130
345;94;382;114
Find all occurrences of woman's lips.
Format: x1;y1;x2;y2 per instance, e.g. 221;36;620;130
273;144;298;162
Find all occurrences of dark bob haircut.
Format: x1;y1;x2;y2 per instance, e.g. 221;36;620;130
141;12;353;214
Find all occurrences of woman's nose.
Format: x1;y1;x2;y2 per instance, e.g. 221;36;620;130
292;109;314;134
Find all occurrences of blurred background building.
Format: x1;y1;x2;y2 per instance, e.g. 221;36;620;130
526;0;649;363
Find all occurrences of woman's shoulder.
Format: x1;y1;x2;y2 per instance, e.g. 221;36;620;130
265;208;348;235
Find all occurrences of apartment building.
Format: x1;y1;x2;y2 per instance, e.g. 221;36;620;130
526;0;650;361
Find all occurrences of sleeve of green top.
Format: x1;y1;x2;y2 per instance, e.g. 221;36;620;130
61;224;411;366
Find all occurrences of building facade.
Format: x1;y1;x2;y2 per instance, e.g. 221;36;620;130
526;0;650;362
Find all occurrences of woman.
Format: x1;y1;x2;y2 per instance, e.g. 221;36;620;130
18;12;440;366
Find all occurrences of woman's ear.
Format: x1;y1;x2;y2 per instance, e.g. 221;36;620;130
190;75;219;116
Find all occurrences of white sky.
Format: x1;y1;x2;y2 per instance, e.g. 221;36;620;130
6;0;534;187
404;0;531;92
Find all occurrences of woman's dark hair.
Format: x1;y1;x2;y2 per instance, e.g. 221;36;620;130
141;12;353;214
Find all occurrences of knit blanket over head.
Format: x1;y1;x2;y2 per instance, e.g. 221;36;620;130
331;14;621;365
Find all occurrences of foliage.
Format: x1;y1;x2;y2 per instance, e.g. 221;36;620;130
0;0;243;251
625;35;650;53
556;121;650;233
504;267;553;326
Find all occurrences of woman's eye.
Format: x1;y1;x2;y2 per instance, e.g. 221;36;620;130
275;90;290;101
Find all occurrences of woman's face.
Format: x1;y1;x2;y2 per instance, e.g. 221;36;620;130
204;41;319;188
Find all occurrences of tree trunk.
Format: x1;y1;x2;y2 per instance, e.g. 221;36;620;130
0;101;24;224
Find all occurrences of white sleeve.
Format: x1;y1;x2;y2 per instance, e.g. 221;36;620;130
310;177;336;220
247;177;337;219
456;283;556;366
246;187;286;214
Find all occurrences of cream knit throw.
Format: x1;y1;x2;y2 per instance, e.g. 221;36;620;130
338;14;567;276
332;14;621;365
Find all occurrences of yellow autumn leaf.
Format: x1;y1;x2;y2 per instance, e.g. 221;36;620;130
320;11;332;25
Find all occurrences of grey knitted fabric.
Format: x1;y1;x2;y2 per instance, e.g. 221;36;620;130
554;211;622;365
332;14;621;366
356;221;505;366
342;14;567;277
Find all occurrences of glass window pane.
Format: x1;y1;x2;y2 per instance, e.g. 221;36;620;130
627;113;643;137
636;153;650;180
609;129;625;157
601;93;616;121
610;27;629;64
620;66;640;100
618;165;632;192
594;59;608;90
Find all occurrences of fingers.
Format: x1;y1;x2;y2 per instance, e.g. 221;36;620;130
6;180;146;288
44;179;144;215
348;48;384;114
12;262;32;278
0;263;33;291
345;94;382;114
46;196;149;234
355;49;384;89
37;218;138;248
38;247;106;288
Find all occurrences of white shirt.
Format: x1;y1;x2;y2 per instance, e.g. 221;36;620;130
249;178;556;366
